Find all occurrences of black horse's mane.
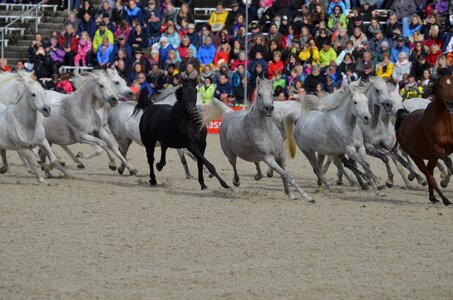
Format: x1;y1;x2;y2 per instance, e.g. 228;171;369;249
132;88;151;117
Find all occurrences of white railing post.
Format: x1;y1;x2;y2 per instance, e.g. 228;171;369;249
1;29;4;58
35;2;39;33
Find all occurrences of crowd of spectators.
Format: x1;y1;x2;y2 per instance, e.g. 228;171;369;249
3;0;453;103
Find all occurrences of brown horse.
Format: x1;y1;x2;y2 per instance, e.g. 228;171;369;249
395;76;453;206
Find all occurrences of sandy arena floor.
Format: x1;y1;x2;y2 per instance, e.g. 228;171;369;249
0;135;452;299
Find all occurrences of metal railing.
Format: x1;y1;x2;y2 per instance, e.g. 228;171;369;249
1;0;44;58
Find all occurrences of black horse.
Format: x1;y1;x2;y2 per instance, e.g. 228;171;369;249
137;80;230;190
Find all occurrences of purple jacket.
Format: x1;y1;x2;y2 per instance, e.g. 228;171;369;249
50;48;65;63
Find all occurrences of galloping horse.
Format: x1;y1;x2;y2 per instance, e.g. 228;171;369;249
138;80;229;190
396;76;453;206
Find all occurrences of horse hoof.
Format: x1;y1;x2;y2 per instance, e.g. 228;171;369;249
156;163;164;171
149;179;157;186
201;185;208;190
0;166;8;174
429;196;439;203
76;151;84;158
208;174;214;178
233;180;240;187
118;165;125;175
336;180;343;185
129;169;138;176
221;181;231;189
440;180;448;188
306;198;316;203
108;163;117;171
443;199;452;206
185;174;194;179
386;179;394;188
254;174;262;181
59;161;66;167
266;170;273;178
420;180;428;186
408;173;415;181
77;164;85;169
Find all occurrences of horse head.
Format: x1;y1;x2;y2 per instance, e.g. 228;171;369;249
176;79;198;112
17;72;51;117
255;77;274;117
349;84;371;125
436;76;453;114
106;68;133;100
89;71;120;107
365;77;395;114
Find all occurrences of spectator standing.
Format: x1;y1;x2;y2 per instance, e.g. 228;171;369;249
144;0;162;45
74;31;92;67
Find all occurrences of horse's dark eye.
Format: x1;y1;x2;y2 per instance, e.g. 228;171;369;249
376;89;380;94
100;85;104;88
354;101;357;104
115;81;120;85
32;93;36;97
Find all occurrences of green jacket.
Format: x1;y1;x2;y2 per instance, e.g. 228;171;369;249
92;29;114;53
199;84;216;105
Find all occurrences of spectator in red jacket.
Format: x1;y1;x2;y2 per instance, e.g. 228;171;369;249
267;51;284;79
0;58;12;72
427;43;442;67
59;24;79;66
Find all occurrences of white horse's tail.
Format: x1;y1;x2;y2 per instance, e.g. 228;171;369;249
203;98;233;124
284;113;298;159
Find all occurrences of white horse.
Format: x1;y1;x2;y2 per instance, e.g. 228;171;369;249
0;72;68;183
213;78;314;202
39;71;138;176
291;82;383;196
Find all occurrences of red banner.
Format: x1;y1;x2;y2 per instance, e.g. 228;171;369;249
207;106;245;134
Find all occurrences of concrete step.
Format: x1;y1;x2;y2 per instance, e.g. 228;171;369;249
4;45;29;52
2;51;29;59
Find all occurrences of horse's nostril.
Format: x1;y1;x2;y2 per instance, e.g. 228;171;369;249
364;116;369;121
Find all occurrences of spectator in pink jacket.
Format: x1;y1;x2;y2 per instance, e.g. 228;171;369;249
74;31;92;67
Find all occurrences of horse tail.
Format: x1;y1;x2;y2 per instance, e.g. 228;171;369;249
395;108;409;136
284;113;298;159
203;97;234;124
132;88;150;117
212;97;234;115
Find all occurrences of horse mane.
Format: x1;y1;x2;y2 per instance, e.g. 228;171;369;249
321;86;350;111
132;88;150;116
0;72;17;87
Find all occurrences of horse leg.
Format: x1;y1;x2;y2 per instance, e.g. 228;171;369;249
228;156;240;187
366;147;394;188
426;159;451;206
275;156;292;198
97;128;137;175
17;148;48;184
78;143;117;171
177;149;193;179
394;150;427;186
76;144;103;159
339;155;368;190
60;145;85;169
437;162;451;187
39;139;70;178
117;139;132;175
186;143;230;189
0;149;10;174
156;145;168;172
262;155;314;202
347;146;384;197
254;162;263;181
332;156;356;186
266;167;274;178
144;141;157;186
315;153;331;191
180;148;211;177
388;152;411;188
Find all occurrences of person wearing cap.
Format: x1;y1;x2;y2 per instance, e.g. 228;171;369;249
347;12;366;36
186;23;199;48
226;0;244;28
144;1;161;45
368;29;387;55
366;17;382;39
319;42;337;68
114;34;132;61
374;40;389;63
376;52;394;81
355;51;375;76
101;13;115;33
77;12;97;40
125;0;143;25
93;21;114;53
390;36;410;63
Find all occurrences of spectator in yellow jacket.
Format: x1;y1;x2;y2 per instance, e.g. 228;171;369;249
319;42;337;68
92;22;114;53
376;53;394;81
208;2;229;32
400;75;423;100
298;39;320;65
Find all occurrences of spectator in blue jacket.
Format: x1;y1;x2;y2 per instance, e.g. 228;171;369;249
158;36;175;63
138;71;154;95
197;36;216;66
77;13;97;40
390;36;410;63
97;36;115;67
248;51;268;76
125;0;143;25
215;73;234;102
144;0;162;45
327;0;347;15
